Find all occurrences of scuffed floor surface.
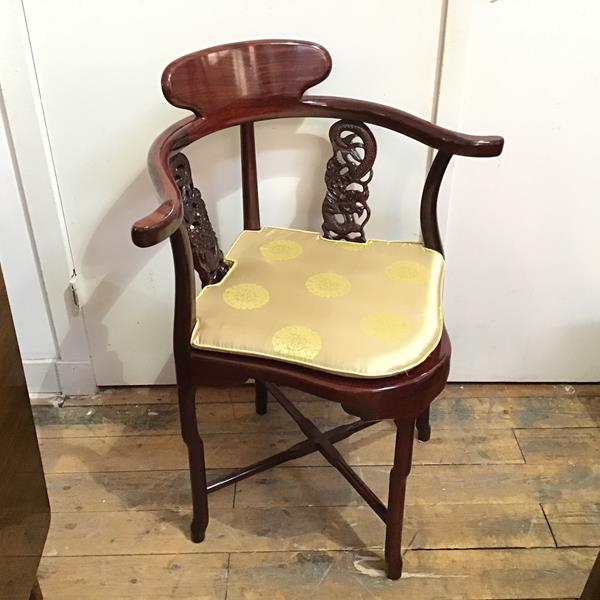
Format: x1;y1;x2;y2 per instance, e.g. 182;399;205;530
32;383;600;599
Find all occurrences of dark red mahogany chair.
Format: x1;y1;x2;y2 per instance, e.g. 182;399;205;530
131;39;503;579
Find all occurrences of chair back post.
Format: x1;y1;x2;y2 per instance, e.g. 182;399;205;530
240;122;261;230
420;151;452;257
169;226;197;380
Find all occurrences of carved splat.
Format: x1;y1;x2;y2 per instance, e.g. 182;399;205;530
321;120;377;242
170;152;229;285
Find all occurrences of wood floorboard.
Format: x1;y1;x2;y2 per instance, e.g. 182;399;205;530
35;393;600;435
515;428;600;464
33;384;600;599
34;395;600;439
43;503;554;557
543;502;600;547
38;427;524;474
225;548;598;600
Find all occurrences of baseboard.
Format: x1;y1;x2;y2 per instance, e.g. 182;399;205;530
23;360;60;394
56;360;97;395
23;359;97;395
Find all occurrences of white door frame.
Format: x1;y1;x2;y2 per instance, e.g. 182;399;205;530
0;0;96;395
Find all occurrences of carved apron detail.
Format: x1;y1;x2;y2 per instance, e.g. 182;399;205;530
321;121;377;243
170;152;229;285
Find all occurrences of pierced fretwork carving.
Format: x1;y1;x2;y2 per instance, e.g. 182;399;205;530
321;120;377;242
170;152;229;286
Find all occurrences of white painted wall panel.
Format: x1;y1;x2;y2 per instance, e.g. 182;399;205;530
440;0;600;380
23;0;444;384
0;109;56;360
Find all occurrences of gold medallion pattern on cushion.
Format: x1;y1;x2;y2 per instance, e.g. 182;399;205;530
272;326;322;360
223;283;270;310
305;272;351;298
385;260;429;284
260;239;303;261
191;227;445;378
361;312;410;341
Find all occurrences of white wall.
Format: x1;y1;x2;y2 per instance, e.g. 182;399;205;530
0;100;58;391
440;0;600;380
0;0;96;394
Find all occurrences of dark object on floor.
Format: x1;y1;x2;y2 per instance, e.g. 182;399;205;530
0;266;50;599
580;550;600;599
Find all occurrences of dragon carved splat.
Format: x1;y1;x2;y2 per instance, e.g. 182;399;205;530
170;152;229;285
321;120;377;243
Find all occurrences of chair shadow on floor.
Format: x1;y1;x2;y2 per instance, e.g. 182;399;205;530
46;386;398;560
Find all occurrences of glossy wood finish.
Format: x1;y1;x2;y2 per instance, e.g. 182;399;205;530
421;151;452;256
321;121;377;242
132;41;502;248
132;39;503;579
254;380;267;415
0;267;50;600
240;123;261;230
385;418;416;579
162;40;332;117
170;152;229;285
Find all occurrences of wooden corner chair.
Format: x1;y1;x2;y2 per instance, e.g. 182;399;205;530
131;39;503;579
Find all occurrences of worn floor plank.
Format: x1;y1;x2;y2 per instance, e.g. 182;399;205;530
34;396;600;440
33;384;600;598
515;428;600;463
43;503;553;557
44;462;600;514
544;502;600;547
38;554;228;600
52;383;600;408
226;548;597;600
34;402;353;438
235;463;600;508
45;470;234;512
38;427;523;474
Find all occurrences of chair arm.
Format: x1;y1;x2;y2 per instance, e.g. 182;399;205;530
132;95;503;248
131;116;197;247
303;96;504;158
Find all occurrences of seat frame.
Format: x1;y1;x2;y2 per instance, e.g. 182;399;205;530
131;39;503;579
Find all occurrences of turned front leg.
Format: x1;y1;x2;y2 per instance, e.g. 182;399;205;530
416;406;431;442
177;384;209;542
255;380;268;415
384;418;415;580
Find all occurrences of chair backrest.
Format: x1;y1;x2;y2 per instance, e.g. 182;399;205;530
162;40;332;116
133;39;503;325
161;40;385;285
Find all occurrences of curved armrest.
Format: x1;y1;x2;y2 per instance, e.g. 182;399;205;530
303;96;504;157
131;116;197;247
132;95;503;247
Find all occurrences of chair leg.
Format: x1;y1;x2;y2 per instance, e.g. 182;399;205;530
255;379;268;415
29;578;43;600
416;406;431;442
384;418;415;580
177;384;209;542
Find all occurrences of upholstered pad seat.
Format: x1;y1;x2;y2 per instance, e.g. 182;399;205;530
191;227;445;378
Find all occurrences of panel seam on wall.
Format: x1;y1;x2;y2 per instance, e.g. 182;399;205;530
427;0;449;167
0;86;57;356
19;0;96;381
20;0;78;277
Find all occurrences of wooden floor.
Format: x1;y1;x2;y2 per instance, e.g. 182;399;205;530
32;383;599;599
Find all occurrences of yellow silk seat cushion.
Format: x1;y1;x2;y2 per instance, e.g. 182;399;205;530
191;227;445;378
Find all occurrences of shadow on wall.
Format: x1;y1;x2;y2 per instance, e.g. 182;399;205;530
536;323;600;384
79;117;332;385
